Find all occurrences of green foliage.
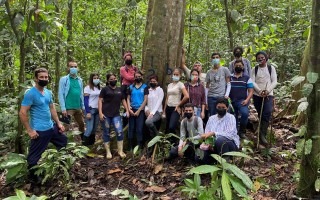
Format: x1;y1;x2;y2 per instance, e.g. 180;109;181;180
33;143;89;184
3;189;47;200
0;153;28;184
110;189;139;200
181;152;253;199
147;133;179;160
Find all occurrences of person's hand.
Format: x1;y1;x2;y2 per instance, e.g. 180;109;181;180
86;113;91;119
148;113;154;119
28;129;39;139
241;99;249;106
99;113;105;121
178;146;184;157
260;90;269;98
125;111;130;118
129;109;135;116
62;110;68;117
175;106;181;114
57;123;65;133
224;96;229;99
201;111;205;119
161;113;166;119
134;110;141;117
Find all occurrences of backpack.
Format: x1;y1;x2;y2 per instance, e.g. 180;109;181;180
183;116;199;138
254;64;272;79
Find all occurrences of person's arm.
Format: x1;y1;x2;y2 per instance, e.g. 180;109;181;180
200;85;206;119
80;80;85;110
228;61;234;74
50;103;65;133
193;117;204;140
251;67;262;94
135;94;148;116
122;98;129;118
267;65;278;94
177;84;189;109
205;72;210;88
127;94;134;116
246;59;252;78
163;95;168;116
202;117;215;139
58;77;67;113
180;48;191;79
225;76;231;98
19;106;38;139
98;97;105;120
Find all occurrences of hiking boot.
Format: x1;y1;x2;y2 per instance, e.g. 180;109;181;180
238;125;247;139
259;121;269;145
117;140;126;158
104;142;112;159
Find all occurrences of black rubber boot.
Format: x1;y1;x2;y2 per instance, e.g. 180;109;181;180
238;124;247;139
88;134;96;145
28;164;41;185
82;136;90;146
259;121;269;145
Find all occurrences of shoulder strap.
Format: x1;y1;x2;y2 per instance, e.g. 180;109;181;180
193;116;198;131
183;119;188;138
254;64;272;77
267;64;272;76
254;66;258;77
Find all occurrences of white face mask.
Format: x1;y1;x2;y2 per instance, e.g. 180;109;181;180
93;79;100;85
172;75;180;81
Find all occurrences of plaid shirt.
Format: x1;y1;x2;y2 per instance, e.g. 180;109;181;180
184;82;206;107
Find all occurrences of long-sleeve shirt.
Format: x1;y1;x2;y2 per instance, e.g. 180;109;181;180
179;116;204;147
251;64;277;96
120;65;137;86
184;82;206;107
205;113;240;148
145;86;164;114
228;58;252;77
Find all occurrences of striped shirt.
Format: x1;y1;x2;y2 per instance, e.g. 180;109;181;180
229;74;253;101
184;82;206;107
205;113;240;148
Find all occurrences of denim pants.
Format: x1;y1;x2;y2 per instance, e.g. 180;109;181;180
207;96;222;116
194;107;202;118
165;106;180;134
101;115;123;142
84;108;99;137
231;100;249;128
145;111;161;137
27;124;68;166
253;95;274;122
128;109;145;143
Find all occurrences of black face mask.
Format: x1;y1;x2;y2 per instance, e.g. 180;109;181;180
234;52;242;57
216;108;227;117
234;67;243;73
38;79;49;87
135;78;142;83
150;83;157;88
125;60;133;65
109;80;117;87
184;112;193;119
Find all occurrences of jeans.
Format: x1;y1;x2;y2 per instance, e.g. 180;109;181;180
101;115;123;142
84;108;99;137
128;109;145;143
66;109;85;132
253;95;274;122
165;106;180;134
194;107;202;118
231;100;249;128
207;96;222;116
145;111;161;137
27;124;68;165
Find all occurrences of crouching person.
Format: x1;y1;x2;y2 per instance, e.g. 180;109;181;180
167;103;204;162
19;68;67;183
198;97;240;164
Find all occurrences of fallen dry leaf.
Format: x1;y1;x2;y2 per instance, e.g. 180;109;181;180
160;195;171;200
254;181;261;191
172;172;181;177
107;168;123;175
144;185;166;193
154;164;163;174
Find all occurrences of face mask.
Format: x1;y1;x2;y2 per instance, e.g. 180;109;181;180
258;58;266;64
38;79;49;87
172;75;180;81
184;112;193;119
109;80;117;87
125;60;133;65
135;78;142;83
93;79;100;86
150;83;157;88
234;66;243;73
234;52;242;57
216;108;227;117
190;75;198;82
211;58;220;66
70;68;78;75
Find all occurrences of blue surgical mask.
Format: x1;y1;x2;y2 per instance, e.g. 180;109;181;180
70;68;78;75
93;79;100;86
172;75;180;82
211;58;220;66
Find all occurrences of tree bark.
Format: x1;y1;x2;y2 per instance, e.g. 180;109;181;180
298;0;320;197
67;0;73;62
224;0;234;54
142;0;186;88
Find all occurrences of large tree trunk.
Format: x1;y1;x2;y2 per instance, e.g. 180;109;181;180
224;0;234;56
297;0;320;197
142;0;186;88
67;0;73;62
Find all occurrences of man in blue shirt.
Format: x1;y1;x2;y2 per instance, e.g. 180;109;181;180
229;60;254;138
20;68;67;183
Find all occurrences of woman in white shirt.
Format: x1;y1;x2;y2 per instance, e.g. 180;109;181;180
163;68;189;138
145;75;164;137
83;73;101;146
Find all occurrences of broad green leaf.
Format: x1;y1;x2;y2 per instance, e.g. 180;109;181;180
184;178;195;189
133;145;139;155
296;139;305;156
3;197;20;200
188;165;221;175
315;178;320;192
222;151;252;159
306;72;318;84
297;102;309;112
211;154;227;164
194;174;201;189
304;139;312;155
242;22;249;31
303;27;310;39
295;125;307;137
222;170;232;200
229;175;248;197
302;83;313;97
290;76;305;87
147;136;162;147
16;189;27;200
224;163;253;189
6;164;25;183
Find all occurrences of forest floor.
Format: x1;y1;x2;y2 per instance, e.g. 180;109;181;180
0;114;300;200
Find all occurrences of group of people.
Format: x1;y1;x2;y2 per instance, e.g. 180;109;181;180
20;47;277;182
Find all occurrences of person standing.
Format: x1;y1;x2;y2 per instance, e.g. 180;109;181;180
252;51;277;145
99;73;129;159
206;52;231;116
58;61;85;140
120;52;138;96
228;46;252;77
83;73;101;146
229;60;254;139
20;68;67;183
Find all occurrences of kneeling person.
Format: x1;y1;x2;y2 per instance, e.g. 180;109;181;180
168;103;204;161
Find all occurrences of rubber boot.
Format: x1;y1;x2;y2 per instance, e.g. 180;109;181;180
238;124;247;139
82;135;90;146
259;121;269;145
104;142;112;159
128;139;133;151
88;134;96;145
117;141;126;158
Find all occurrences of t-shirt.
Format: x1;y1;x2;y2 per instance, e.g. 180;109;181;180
21;87;54;131
229;74;254;101
205;67;231;97
128;84;149;110
66;77;81;109
84;86;101;109
99;86;124;117
167;81;185;107
179;116;204;147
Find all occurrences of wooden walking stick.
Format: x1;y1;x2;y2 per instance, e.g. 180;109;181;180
256;83;268;150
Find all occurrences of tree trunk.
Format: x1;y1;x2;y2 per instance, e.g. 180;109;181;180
142;0;186;88
54;4;61;100
224;0;234;54
67;0;73;62
297;0;320;197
